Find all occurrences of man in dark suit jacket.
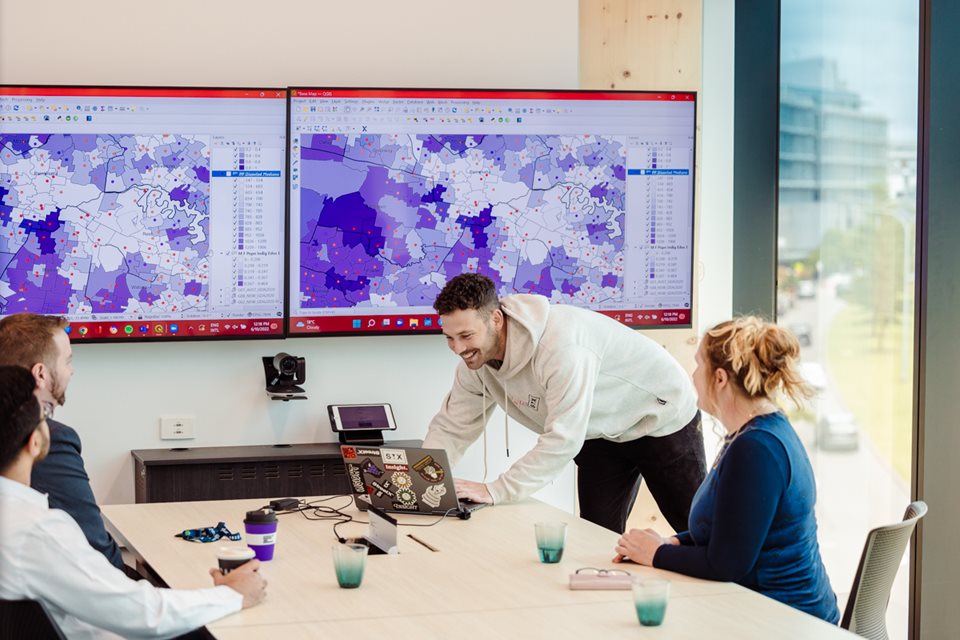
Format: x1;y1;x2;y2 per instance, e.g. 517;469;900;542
0;313;125;570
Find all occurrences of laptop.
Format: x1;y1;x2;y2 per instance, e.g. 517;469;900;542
340;445;487;518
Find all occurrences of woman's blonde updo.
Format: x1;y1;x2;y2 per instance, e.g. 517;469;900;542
701;316;813;406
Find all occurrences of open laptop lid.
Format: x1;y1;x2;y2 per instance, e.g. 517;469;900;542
340;445;463;515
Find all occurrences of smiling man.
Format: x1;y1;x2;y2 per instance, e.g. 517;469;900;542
422;273;707;534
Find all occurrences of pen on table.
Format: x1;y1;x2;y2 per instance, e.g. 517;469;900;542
407;534;438;551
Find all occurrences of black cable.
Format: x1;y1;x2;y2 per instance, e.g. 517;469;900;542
260;496;462;542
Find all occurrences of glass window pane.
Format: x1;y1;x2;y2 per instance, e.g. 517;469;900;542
778;2;918;637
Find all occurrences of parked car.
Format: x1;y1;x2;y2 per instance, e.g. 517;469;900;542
789;322;813;347
798;361;827;391
817;413;860;452
797;280;816;299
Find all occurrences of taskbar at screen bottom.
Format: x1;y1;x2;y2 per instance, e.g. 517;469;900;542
64;318;283;340
288;308;691;335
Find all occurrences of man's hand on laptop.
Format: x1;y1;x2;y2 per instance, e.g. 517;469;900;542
454;479;493;504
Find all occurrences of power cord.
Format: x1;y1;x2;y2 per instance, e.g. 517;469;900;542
263;495;461;543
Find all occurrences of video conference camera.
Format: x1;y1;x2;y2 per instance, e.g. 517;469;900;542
263;353;307;401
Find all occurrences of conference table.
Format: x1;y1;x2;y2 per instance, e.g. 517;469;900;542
102;496;857;639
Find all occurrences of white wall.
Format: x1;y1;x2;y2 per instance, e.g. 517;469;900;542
0;0;581;507
0;0;734;509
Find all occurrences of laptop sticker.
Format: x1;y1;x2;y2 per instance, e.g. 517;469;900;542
422;484;447;509
361;458;384;477
391;472;413;489
381;449;408;465
413;454;445;483
371;480;396;498
395;488;417;506
347;464;366;493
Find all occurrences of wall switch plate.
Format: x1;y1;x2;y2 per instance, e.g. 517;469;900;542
160;416;195;440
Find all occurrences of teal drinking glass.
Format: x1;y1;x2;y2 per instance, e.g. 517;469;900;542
631;577;670;626
332;543;368;588
534;521;567;563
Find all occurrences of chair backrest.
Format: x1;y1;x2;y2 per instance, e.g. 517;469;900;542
840;500;928;640
0;599;66;640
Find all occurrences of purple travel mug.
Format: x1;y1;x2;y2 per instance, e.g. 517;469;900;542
244;508;278;561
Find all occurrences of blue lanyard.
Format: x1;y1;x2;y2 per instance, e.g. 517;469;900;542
175;521;241;543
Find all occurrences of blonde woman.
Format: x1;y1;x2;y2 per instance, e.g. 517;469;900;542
614;317;839;623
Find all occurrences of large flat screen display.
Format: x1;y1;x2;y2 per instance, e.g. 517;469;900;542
288;88;695;336
0;86;287;341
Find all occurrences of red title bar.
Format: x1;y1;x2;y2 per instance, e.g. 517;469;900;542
291;88;695;102
0;87;287;99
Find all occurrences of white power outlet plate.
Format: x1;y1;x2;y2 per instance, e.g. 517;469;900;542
160;416;195;440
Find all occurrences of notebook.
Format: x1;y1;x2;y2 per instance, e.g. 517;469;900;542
340;445;487;517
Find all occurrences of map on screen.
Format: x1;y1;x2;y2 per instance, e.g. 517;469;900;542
289;88;696;335
298;132;627;309
1;133;211;316
0;87;287;341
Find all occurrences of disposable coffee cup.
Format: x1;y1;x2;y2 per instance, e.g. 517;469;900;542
244;508;278;561
217;546;255;575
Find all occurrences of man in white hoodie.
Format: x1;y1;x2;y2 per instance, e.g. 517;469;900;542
423;274;706;534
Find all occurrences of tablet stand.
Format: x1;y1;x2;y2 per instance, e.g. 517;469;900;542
338;430;385;446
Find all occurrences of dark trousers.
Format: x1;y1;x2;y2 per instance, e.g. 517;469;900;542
574;411;706;534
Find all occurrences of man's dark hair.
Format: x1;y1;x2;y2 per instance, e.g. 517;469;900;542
434;273;501;317
0;365;42;471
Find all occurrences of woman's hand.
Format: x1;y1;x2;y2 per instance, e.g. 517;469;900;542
613;528;669;566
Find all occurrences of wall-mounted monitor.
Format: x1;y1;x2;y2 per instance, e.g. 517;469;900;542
288;88;695;336
0;86;287;341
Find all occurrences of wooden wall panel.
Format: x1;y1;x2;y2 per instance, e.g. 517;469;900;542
579;0;702;91
579;0;704;535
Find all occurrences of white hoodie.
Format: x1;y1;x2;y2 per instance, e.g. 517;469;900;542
423;294;699;504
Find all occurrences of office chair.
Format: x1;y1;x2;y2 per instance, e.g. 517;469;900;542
840;500;927;640
0;599;66;640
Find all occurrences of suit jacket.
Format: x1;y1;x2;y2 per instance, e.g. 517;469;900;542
30;419;125;570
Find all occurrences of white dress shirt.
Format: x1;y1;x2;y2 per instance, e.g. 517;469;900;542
0;476;243;639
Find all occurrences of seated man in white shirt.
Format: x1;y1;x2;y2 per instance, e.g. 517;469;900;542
0;365;267;639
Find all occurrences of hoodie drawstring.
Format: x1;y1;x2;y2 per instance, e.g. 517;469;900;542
479;369;511;484
503;378;510;458
481;369;489;482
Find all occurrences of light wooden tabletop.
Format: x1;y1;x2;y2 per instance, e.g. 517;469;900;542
102;497;856;639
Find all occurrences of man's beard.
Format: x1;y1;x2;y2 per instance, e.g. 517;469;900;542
49;370;67;407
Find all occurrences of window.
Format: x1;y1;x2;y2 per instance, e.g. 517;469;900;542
778;2;918;637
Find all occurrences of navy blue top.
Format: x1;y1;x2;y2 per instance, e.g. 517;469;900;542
653;412;839;623
31;419;125;570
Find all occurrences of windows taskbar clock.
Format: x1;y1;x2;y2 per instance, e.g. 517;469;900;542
288;308;691;335
64;318;283;340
